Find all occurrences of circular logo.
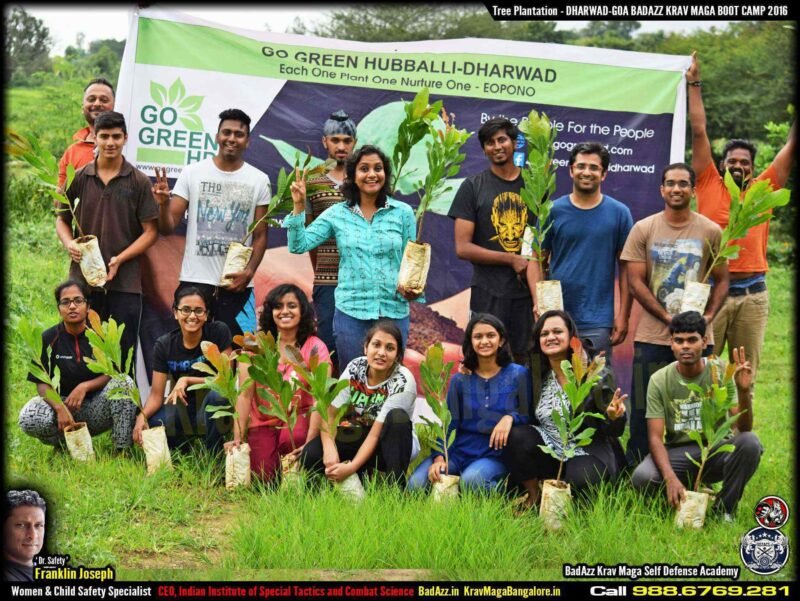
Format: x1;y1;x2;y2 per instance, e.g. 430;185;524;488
754;495;789;529
740;527;789;575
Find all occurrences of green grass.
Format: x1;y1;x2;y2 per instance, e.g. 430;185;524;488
4;219;795;581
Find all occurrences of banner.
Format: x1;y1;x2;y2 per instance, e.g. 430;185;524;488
117;7;691;389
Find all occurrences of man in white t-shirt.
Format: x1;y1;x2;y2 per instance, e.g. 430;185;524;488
153;108;271;338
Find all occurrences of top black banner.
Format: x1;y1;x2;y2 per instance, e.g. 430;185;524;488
483;0;797;20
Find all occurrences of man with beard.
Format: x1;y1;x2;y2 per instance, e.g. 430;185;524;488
448;117;533;365
621;163;728;465
529;142;633;359
631;311;761;521
688;51;795;390
3;490;46;581
58;78;115;189
153;109;271;340
305;110;357;372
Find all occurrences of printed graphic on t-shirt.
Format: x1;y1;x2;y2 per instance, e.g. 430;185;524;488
167;354;205;375
349;380;388;422
490;191;526;252
672;394;703;433
650;238;703;315
196;180;255;257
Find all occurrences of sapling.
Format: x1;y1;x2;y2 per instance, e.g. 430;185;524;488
538;338;606;484
517;109;560;312
83;311;167;469
699;172;791;283
683;358;741;492
18;316;76;425
391;87;443;193
238;332;307;465
220;154;333;284
5;128;84;236
188;340;250;488
396;109;473;296
417;343;457;474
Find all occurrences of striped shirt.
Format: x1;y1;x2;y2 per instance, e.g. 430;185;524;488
304;173;344;286
284;197;419;319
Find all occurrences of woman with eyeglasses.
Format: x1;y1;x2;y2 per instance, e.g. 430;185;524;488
19;280;138;452
132;286;232;451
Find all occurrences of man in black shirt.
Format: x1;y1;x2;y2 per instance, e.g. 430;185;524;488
448;118;534;364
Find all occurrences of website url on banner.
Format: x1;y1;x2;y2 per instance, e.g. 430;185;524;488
447;585;562;598
137;164;182;174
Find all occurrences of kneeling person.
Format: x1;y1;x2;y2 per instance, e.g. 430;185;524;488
631;311;762;518
19;280;137;451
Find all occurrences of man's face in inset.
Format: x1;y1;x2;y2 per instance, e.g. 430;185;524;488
322;134;355;166
3;506;45;566
82;84;115;127
490;193;527;252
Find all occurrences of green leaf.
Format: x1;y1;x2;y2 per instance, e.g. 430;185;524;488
150;81;167;107
169;78;186;104
179;95;204;113
179;114;205;132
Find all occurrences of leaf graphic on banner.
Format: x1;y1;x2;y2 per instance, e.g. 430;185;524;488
180;114;204;131
169;78;186;104
259;136;325;170
179;95;204;112
426;178;463;216
150;81;167;107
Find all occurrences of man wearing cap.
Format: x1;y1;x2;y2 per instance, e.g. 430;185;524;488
305;110;357;372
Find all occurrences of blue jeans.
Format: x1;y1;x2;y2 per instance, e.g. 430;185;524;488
148;390;231;452
312;285;337;371
407;456;508;493
579;327;612;361
333;309;409;371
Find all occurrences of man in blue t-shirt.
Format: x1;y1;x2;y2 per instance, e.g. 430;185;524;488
532;142;633;359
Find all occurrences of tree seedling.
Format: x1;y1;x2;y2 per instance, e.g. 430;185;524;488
417;343;456;474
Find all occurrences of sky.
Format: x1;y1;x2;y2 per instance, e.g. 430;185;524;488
16;4;737;56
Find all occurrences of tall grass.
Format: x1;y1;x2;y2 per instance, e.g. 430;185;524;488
3;219;795;581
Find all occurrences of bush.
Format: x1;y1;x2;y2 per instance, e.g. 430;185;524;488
5;167;53;224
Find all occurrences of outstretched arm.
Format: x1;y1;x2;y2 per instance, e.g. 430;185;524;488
687;51;715;176
770;121;796;188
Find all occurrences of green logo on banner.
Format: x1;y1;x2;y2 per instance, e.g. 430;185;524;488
137;77;217;165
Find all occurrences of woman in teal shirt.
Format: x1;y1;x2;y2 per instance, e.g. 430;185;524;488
286;145;421;368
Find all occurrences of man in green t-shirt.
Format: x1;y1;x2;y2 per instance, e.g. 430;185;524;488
631;311;762;519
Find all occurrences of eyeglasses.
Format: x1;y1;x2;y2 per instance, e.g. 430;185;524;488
177;306;208;317
58;297;87;308
663;180;692;189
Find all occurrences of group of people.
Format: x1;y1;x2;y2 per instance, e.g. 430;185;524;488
19;53;794;519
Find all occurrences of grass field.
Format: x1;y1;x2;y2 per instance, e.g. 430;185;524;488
4;218;795;582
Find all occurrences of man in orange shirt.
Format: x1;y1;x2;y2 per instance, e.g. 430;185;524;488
57;78;115;189
687;51;795;386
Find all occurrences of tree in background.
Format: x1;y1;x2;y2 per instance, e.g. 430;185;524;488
4;7;53;84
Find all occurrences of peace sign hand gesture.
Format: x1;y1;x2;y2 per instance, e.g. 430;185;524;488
732;346;753;391
152;166;171;206
606;388;628;421
290;167;308;214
